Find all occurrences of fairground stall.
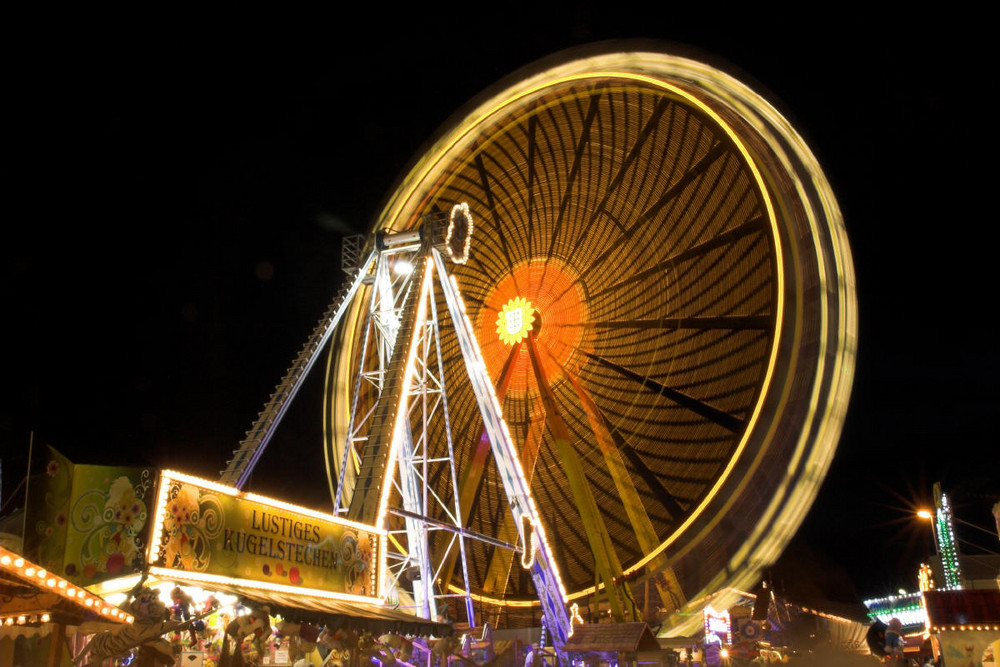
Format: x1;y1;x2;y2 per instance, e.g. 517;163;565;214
561;622;664;667
106;469;453;666
923;589;999;666
12;456;452;667
682;588;870;664
865;578;1000;664
1;545;132;667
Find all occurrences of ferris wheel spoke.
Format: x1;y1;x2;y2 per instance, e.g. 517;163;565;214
526;333;632;621
576;315;771;331
539;92;602;289
610;430;687;522
584;351;744;433
578;140;728;280
481;508;520;593
474;154;520;289
567;97;672;260
561;367;689;612
591;213;768;300
562;367;662;539
523;115;538;261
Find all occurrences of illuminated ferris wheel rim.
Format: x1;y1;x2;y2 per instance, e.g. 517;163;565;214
334;44;856;627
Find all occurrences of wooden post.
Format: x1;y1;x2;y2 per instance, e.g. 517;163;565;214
644;577;651;621
46;622;65;667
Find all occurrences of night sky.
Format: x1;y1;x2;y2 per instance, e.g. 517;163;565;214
4;8;997;607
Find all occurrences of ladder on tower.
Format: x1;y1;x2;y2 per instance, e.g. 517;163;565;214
219;248;375;489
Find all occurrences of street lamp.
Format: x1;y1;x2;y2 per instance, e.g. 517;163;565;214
918;509;939;555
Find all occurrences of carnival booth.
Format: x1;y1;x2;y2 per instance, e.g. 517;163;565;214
107;469;453;667
84;578;452;667
562;622;662;667
12;458;452;667
923;589;1000;666
0;545;133;667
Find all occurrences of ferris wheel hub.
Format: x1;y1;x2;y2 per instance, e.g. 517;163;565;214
496;297;536;346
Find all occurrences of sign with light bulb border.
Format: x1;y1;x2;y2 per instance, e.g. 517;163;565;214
146;470;386;603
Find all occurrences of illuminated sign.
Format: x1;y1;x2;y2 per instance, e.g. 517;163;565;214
919;563;935;592
704;605;732;645
935;489;963;590
148;471;385;601
863;591;928;627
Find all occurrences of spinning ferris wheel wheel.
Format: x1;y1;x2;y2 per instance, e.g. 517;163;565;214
222;44;856;649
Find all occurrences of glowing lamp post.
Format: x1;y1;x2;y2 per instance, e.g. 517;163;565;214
918;509;938;556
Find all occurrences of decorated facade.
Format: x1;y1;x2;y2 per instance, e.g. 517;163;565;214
8;463;449;667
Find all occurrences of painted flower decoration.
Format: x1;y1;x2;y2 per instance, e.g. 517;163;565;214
164;484;199;531
163;483;201;569
495;297;535;346
105;476;146;533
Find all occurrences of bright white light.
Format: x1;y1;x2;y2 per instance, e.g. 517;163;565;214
505;308;523;335
393;259;414;276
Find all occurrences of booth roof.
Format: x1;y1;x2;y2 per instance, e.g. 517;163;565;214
924;589;1000;626
563;622;661;653
0;546;130;629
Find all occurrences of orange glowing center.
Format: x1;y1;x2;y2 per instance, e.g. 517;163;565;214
476;258;589;397
496;297;535;345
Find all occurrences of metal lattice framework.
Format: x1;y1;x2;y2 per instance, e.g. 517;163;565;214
322;230;574;646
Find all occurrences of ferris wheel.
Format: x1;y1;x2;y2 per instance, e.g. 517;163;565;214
223;44;856;648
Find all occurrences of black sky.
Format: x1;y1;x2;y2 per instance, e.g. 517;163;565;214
3;7;998;604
